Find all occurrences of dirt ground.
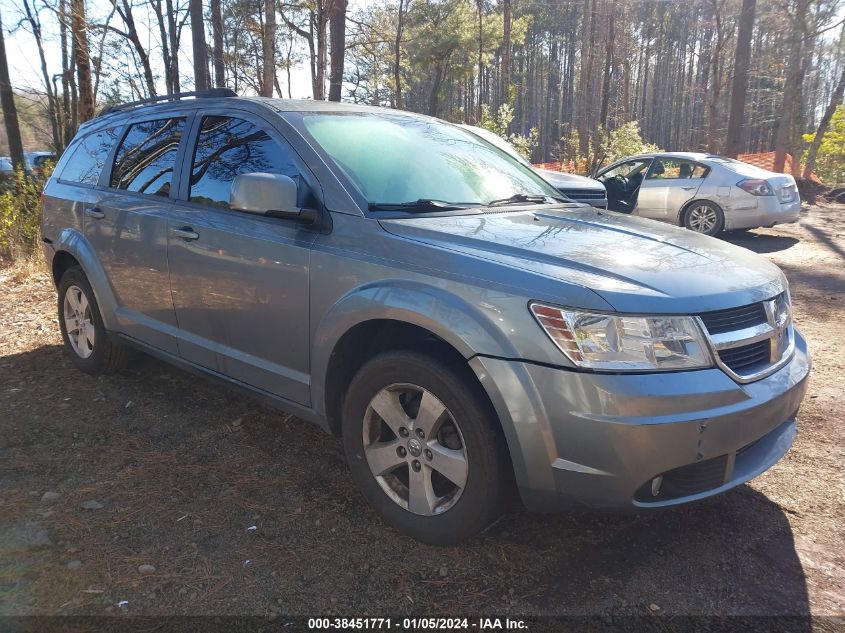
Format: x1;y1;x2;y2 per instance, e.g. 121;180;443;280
0;205;843;622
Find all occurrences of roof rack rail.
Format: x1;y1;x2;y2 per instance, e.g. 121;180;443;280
98;88;237;116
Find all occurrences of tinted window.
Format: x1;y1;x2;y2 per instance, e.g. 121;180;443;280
190;116;300;208
59;128;119;185
110;118;185;196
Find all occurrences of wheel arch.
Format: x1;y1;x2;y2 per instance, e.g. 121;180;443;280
312;281;523;436
50;228;119;330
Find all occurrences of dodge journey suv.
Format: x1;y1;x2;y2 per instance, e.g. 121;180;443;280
41;90;811;544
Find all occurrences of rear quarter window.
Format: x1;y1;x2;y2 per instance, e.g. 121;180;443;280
57;128;120;186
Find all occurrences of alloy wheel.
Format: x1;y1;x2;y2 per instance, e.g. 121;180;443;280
362;383;468;516
63;285;95;359
688;204;719;233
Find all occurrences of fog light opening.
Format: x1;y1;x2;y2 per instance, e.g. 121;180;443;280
651;475;663;497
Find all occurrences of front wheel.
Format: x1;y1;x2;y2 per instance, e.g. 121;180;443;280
683;201;725;236
342;351;508;544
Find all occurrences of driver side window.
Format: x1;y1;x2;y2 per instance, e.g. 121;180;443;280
189;116;302;209
601;159;651;180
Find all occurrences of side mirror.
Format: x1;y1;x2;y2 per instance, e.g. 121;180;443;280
229;172;318;224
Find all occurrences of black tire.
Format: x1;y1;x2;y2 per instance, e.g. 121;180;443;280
57;266;128;375
683;200;725;236
342;350;507;544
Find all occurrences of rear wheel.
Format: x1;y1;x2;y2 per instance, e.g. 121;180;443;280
342;350;507;544
683;201;724;236
58;266;128;374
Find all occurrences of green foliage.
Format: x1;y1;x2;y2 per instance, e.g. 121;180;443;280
599;122;662;163
567;121;662;174
0;166;52;260
479;103;538;160
802;105;845;185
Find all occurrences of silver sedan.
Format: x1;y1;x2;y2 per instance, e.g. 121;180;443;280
595;152;801;236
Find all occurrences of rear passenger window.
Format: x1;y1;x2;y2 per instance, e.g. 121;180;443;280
189;116;300;208
58;128;120;185
110;118;186;196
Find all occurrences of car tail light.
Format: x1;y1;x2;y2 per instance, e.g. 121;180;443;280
737;179;773;196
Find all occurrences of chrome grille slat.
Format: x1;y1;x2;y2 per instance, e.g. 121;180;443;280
697;292;793;383
699;303;766;334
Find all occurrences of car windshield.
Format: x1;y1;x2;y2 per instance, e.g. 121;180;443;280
463;126;531;167
300;112;561;209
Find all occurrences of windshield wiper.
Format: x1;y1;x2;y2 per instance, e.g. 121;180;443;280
487;193;568;206
368;198;470;212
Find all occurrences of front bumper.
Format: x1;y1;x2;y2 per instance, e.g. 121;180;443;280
471;329;810;511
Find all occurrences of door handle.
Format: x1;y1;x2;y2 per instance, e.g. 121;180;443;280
85;207;105;219
681;186;696;190
171;226;199;241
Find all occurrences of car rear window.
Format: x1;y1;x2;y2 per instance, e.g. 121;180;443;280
57;128;120;186
110;118;186;196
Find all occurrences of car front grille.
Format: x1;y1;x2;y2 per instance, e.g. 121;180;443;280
716;339;771;373
697;292;793;382
699;303;767;334
557;188;606;200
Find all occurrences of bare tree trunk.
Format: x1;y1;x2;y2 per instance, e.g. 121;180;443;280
21;0;61;151
0;12;25;170
279;6;317;98
114;0;156;96
393;0;406;108
803;66;845;179
60;0;73;147
725;0;755;157
501;0;510;106
166;0;180;93
190;0;209;91
774;0;809;173
71;0;95;121
328;0;346;101
314;1;328;100
261;0;276;96
151;0;173;94
476;0;483;121
598;0;614;129
211;0;225;87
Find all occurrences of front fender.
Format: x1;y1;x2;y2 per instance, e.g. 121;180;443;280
51;228;119;330
310;279;525;419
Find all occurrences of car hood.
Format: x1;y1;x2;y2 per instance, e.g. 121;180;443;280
379;206;786;313
534;168;605;191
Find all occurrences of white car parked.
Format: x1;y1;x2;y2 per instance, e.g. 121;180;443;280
460;125;608;208
595;153;801;235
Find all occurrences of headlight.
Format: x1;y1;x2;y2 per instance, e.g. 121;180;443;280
530;303;713;371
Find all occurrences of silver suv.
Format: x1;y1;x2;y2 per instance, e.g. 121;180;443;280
41;92;811;544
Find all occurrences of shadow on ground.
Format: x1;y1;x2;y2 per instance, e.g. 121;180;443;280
0;343;811;619
723;231;800;254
